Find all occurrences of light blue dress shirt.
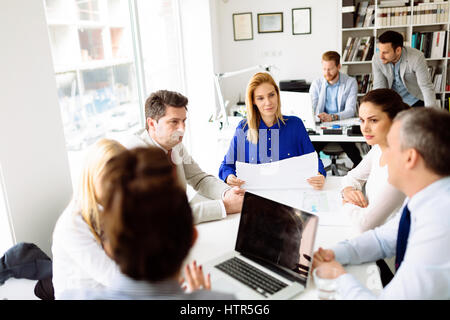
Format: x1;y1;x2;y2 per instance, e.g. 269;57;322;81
391;52;419;106
309;72;358;120
325;80;339;115
332;176;450;299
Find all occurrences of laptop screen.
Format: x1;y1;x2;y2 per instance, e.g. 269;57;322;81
235;192;318;286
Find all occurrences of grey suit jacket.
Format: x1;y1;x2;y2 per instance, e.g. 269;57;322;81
124;129;230;224
372;46;436;107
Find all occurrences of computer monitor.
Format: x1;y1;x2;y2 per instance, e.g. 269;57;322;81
279;91;317;130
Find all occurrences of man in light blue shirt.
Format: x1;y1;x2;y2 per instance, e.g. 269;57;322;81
312;108;450;299
309;51;362;167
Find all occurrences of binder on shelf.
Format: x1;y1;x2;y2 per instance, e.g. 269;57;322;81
363;37;375;61
433;73;443;92
355;1;369;27
430;31;446;59
342;36;374;62
342;0;356;28
363;5;375;27
355;36;369;61
413;2;449;25
378;0;409;7
350;37;361;61
354;73;373;94
428;66;436;82
343;37;353;61
412;31;446;59
347;37;357;61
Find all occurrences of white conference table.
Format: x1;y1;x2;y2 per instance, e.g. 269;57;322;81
187;176;383;300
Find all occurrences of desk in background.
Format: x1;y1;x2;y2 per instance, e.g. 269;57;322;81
309;117;366;143
217;116;366;144
187;177;383;300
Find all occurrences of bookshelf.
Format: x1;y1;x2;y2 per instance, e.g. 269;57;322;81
340;0;450;109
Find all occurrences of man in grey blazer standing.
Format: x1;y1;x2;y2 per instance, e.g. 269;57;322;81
372;30;436;107
125;90;244;224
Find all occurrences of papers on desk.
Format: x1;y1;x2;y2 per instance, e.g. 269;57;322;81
236;155;352;226
245;188;351;227
299;190;351;226
236;152;318;190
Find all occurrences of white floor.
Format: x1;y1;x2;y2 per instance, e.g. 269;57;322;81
0;278;38;300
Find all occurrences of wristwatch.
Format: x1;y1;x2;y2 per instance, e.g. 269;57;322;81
332;114;339;121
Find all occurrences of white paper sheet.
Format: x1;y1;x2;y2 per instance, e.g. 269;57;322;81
297;190;351;226
236;152;318;190
243;188;352;226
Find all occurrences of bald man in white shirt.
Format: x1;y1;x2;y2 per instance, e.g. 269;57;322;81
312;108;450;299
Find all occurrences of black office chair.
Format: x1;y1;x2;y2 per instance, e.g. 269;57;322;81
322;143;350;176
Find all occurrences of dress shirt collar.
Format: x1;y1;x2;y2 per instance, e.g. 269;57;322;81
406;176;450;214
109;273;185;297
140;129;171;154
391;49;404;70
325;73;340;87
259;118;282;130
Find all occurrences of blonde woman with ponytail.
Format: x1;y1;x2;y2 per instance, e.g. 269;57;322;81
219;72;326;189
52;138;126;299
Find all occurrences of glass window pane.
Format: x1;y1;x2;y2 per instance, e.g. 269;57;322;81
110;27;132;59
137;0;184;94
107;0;128;24
76;0;101;21
45;0;142;187
45;0;76;22
79;28;105;61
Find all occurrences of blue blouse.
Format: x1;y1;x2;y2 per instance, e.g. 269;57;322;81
218;115;326;181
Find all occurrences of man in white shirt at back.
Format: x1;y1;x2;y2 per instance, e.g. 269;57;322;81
312;107;450;299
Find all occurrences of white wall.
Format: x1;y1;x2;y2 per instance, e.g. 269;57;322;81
0;0;73;256
212;0;340;109
179;0;224;175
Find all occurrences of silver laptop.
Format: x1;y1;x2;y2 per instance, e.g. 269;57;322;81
279;91;319;130
203;191;319;300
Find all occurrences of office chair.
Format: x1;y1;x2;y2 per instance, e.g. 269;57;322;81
322;143;350;176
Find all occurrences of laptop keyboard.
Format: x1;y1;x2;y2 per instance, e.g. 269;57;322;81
215;257;288;297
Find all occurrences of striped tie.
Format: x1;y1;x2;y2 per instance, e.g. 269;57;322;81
395;204;411;271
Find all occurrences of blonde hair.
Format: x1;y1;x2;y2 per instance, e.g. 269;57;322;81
245;72;285;144
76;138;126;243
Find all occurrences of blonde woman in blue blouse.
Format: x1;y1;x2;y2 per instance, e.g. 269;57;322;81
219;72;326;189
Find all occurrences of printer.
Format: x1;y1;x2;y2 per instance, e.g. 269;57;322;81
279;79;311;92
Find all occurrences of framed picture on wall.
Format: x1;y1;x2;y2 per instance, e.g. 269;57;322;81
292;8;311;35
233;12;253;41
257;12;283;33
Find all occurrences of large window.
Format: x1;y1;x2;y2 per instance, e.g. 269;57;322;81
45;0;141;185
45;0;187;186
